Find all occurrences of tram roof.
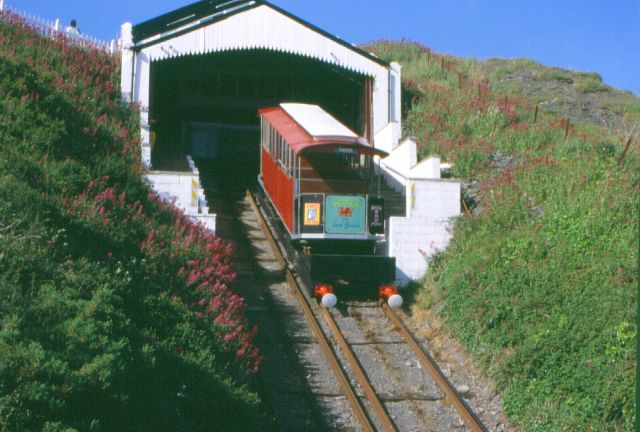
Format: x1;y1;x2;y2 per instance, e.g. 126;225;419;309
259;104;387;157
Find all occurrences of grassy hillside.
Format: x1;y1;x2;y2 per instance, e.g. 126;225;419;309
457;57;640;132
365;41;638;431
0;13;268;431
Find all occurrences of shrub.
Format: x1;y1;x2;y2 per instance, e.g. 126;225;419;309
0;12;266;431
367;40;638;431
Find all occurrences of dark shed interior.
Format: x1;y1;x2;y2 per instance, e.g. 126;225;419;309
149;49;370;175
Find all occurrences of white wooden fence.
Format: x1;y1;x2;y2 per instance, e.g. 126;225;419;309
0;0;118;54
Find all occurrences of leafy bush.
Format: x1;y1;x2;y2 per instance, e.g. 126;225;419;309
0;12;266;431
367;40;637;431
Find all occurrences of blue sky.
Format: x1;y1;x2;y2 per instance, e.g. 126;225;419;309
7;1;639;95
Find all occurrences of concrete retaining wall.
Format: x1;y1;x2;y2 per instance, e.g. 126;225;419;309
145;157;216;232
378;138;461;286
388;180;460;285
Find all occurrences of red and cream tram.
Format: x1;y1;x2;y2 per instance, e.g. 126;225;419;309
258;103;402;308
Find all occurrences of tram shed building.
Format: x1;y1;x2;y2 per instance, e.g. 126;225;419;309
120;0;402;171
120;0;460;286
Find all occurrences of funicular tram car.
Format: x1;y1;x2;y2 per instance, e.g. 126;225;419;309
258;103;402;308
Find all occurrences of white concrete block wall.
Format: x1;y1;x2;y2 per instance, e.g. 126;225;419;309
407;181;460;219
145;169;216;234
389;179;460;286
389;218;456;285
189;214;217;232
375;138;462;286
409;157;440;179
383;138;417;174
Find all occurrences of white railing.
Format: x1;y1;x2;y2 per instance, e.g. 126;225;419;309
0;0;118;54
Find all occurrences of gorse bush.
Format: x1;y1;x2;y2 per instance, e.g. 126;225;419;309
0;12;266;431
366;40;638;431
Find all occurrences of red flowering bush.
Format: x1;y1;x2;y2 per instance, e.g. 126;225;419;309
0;11;266;431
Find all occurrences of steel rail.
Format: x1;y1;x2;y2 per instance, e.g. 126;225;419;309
246;191;377;432
319;306;398;432
381;303;488;432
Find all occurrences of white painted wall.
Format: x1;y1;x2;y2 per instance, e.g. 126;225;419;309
377;138;461;286
145;158;216;232
389;180;460;286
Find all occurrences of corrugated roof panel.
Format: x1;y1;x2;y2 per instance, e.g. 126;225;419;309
132;0;388;68
143;5;385;77
133;0;254;41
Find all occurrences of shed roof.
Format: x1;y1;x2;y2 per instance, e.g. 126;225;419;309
132;0;388;67
259;104;387;157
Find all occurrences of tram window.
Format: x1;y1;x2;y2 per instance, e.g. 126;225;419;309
288;148;293;175
306;153;363;180
282;140;287;166
266;124;271;152
284;143;290;172
261;118;268;149
274;133;278;159
270;127;275;155
272;127;276;155
280;135;285;162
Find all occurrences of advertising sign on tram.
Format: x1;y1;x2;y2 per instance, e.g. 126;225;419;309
325;195;366;234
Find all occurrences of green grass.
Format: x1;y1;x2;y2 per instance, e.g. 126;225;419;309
366;40;637;431
457;56;640;130
573;72;608;93
0;13;268;431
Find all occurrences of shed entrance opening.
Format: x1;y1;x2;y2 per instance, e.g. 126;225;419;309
149;49;371;196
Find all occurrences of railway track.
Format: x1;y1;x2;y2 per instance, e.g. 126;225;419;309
210;186;357;430
246;190;489;432
201;165;489;430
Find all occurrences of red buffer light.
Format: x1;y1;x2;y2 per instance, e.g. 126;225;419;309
314;284;337;308
379;285;403;309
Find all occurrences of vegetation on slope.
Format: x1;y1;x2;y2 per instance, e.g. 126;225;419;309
0;13;267;431
454;57;640;132
365;41;638;431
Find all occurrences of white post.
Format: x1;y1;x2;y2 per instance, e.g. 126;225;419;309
0;0;4;12
135;53;152;167
120;22;134;103
54;18;60;32
390;61;402;148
